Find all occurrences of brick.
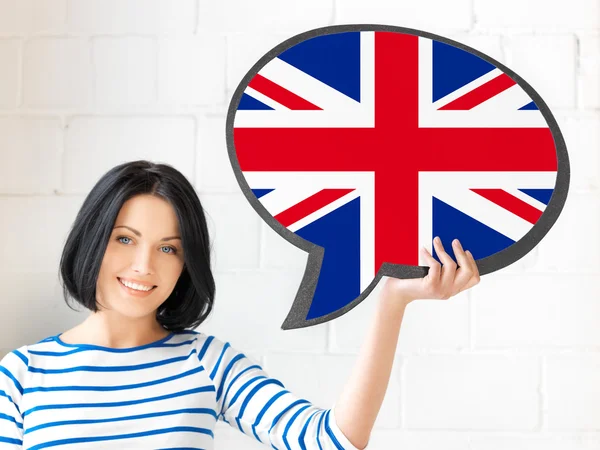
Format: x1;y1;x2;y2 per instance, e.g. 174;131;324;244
332;286;470;354
547;354;600;429
265;351;401;429
0;117;61;193
158;36;226;106
474;0;599;30
533;191;600;273
23;38;92;108
0;271;89;353
471;434;599;450
226;33;291;95
93;37;156;107
404;354;539;429
365;431;470;450
196;115;238;192
443;34;505;65
0;0;66;35
557;113;600;191
474;273;600;347
63;116;196;193
156;0;197;34
197;0;334;34
504;35;577;110
0;39;20;108
260;220;308;271
199;192;261;271
578;35;600;110
68;0;196;34
0;196;86;274
336;0;472;32
201;271;327;353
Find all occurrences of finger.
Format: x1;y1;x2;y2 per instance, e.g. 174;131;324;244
466;250;481;281
451;239;473;291
456;250;481;294
433;237;457;292
420;245;441;281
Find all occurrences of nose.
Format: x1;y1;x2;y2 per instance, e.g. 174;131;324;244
131;244;154;275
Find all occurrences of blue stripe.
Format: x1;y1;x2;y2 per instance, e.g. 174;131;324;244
24;408;216;435
210;341;230;380
229;376;267;414
29;338;197;357
196;335;214;362
216;353;244;402
268;399;310;436
0;412;23;429
283;404;311;450
220;364;261;416
23;385;215;417
239;378;285;420
316;410;326;450
0;389;19;415
157;448;205;450
0;366;23;395
299;410;321;450
12;349;28;366
52;331;175;352
28;426;214;450
28;348;198;374
24;365;205;394
251;389;288;442
0;436;22;445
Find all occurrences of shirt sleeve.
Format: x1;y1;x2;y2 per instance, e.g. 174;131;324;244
196;333;369;450
0;347;28;449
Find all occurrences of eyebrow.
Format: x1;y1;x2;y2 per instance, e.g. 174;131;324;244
113;225;181;242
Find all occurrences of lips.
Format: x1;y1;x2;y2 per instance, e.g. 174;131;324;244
117;277;157;291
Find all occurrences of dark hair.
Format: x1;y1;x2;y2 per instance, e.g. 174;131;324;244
58;159;215;332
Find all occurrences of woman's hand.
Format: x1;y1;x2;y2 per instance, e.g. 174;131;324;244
381;236;481;308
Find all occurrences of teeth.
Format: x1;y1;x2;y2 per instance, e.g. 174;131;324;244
119;278;154;292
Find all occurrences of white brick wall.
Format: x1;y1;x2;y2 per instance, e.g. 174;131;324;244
0;1;598;448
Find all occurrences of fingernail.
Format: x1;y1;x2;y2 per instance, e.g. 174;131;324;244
435;236;440;243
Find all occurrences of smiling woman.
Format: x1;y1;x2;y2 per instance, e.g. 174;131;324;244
0;160;366;450
57;160;214;340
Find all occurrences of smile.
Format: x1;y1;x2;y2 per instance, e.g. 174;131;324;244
117;277;157;295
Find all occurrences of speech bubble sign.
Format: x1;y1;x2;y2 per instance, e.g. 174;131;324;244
226;25;569;330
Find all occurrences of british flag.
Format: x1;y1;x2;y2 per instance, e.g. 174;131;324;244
228;29;561;327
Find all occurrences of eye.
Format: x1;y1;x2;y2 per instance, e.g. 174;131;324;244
116;236;178;255
160;245;178;255
117;236;132;245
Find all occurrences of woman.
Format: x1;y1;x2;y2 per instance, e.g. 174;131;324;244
0;160;480;449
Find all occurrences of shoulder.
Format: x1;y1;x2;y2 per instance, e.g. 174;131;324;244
187;330;249;360
0;344;30;396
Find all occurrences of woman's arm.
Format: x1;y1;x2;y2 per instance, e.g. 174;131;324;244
333;238;481;449
333;287;409;449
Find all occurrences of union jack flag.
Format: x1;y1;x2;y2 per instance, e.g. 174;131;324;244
229;30;559;326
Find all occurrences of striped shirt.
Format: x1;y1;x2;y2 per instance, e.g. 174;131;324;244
0;330;363;449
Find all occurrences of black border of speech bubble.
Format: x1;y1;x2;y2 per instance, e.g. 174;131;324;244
225;24;570;330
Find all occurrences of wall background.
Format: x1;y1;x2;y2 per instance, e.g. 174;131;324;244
0;1;598;448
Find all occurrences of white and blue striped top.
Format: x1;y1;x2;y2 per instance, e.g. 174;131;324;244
0;329;363;450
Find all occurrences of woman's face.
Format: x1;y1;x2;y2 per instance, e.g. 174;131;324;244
95;194;185;319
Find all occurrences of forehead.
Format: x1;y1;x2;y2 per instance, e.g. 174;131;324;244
114;195;180;233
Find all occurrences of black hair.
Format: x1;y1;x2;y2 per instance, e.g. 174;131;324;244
58;159;215;332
